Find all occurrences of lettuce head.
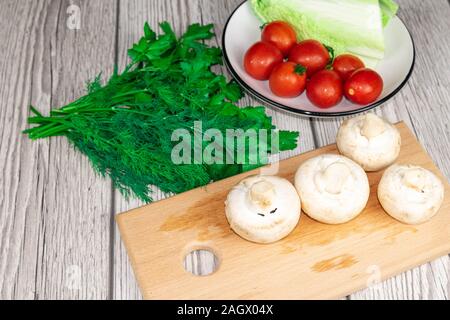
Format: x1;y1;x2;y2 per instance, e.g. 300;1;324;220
251;0;399;67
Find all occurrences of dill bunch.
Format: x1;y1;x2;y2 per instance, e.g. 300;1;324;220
24;22;299;203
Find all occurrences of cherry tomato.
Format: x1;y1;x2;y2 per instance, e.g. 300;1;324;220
269;62;307;98
261;21;297;57
333;54;365;82
307;70;343;108
344;68;384;105
288;40;330;77
244;42;284;80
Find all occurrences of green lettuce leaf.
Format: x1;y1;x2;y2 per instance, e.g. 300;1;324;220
251;0;399;67
380;0;399;27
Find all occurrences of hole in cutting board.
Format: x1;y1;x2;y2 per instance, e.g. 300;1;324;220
184;249;220;276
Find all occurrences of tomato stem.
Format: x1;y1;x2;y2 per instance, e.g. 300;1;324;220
294;64;306;75
259;23;268;31
325;45;335;69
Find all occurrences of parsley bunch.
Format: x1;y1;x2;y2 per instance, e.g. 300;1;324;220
24;22;299;202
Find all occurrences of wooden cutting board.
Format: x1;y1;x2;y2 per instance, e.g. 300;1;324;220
116;122;450;300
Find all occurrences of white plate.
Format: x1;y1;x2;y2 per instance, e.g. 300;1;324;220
222;0;415;118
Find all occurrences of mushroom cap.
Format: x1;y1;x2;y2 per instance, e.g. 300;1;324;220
337;113;401;172
378;165;444;225
225;175;301;244
295;154;370;224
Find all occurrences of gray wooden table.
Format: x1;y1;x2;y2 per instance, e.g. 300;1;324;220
0;0;449;300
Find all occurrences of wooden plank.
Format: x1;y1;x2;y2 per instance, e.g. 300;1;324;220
117;123;450;300
113;0;316;299
0;0;117;299
0;0;51;300
37;0;117;300
309;0;450;300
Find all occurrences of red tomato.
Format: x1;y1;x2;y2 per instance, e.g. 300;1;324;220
244;42;284;80
269;62;307;98
344;68;384;105
288;40;330;77
261;21;297;57
333;54;365;82
307;70;343;108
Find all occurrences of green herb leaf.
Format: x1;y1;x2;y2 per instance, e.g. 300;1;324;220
24;22;300;203
181;23;215;44
144;22;157;42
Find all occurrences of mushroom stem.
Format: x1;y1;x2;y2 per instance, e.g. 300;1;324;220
250;180;276;208
361;113;387;139
403;168;427;192
323;162;351;194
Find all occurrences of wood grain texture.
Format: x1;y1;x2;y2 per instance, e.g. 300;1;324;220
117;123;450;300
0;0;117;299
0;0;50;300
34;1;117;299
0;0;449;300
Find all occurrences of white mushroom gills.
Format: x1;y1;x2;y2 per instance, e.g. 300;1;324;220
321;162;352;194
249;180;276;208
361;113;387;139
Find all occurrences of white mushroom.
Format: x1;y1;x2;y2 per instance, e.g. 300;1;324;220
225;175;301;244
378;165;444;225
295;154;370;224
336;113;401;172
